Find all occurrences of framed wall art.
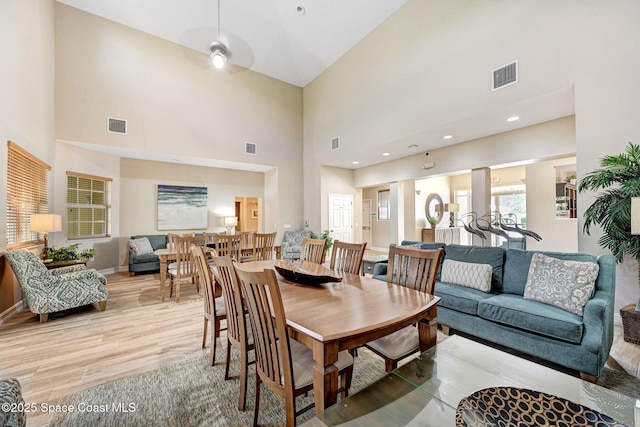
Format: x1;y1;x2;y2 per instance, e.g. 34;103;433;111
157;185;208;230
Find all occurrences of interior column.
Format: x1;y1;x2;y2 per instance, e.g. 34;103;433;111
471;167;491;246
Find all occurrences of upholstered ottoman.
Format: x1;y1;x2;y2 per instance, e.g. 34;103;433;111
0;378;26;427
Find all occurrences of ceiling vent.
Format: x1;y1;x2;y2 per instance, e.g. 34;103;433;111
107;117;127;134
492;60;518;91
245;142;257;155
331;137;340;151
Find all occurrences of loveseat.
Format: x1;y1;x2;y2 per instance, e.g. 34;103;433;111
373;241;615;380
128;234;167;275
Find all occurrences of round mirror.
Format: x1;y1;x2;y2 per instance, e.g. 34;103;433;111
425;193;444;226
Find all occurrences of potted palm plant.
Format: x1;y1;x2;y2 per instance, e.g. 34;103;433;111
579;142;640;341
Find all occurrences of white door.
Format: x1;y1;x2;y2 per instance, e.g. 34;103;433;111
328;194;353;243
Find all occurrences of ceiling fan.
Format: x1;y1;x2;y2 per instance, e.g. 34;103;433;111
209;0;228;69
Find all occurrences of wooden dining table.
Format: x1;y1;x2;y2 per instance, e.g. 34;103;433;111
237;259;440;414
155;244;282;302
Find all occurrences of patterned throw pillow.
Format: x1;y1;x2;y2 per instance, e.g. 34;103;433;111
440;259;493;292
129;237;154;256
523;253;599;316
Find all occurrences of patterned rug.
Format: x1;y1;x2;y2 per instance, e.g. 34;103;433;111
50;346;387;427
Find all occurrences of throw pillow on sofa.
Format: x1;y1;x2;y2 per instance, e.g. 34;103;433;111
523;253;599;316
440;259;493;292
129;237;154;256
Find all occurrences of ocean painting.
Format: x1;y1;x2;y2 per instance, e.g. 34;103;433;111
157;185;208;230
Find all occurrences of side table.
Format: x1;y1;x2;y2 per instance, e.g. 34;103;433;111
361;255;388;276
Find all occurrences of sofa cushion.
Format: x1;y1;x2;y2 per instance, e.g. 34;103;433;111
440;259;492;292
400;241;446;250
523;253;599;316
131;252;160;264
503;249;598;295
434;281;494;315
443;245;505;292
477;294;584;343
129;237;154;255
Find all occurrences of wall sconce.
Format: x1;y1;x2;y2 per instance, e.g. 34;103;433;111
632;198;640;235
444;203;460;228
224;216;238;234
30;213;62;261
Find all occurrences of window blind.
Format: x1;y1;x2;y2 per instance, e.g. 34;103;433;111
66;172;112;239
6;141;51;249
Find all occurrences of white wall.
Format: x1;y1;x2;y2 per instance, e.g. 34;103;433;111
0;0;56;313
54;3;304;243
53;142;121;272
119;158;265;268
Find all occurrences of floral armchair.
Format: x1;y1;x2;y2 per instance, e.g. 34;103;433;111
4;251;108;323
280;230;312;260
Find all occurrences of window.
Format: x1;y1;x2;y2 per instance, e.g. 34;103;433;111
6;141;51;249
66;172;112;239
377;190;390;221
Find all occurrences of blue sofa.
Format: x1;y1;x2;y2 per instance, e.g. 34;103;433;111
373;241;616;380
128;234;167;275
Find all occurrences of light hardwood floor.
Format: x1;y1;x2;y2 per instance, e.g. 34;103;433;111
0;272;212;427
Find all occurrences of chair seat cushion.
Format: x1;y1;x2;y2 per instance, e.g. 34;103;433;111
477;294;584;344
214;297;226;317
365;325;418;360
290;340;353;388
435;281;494;315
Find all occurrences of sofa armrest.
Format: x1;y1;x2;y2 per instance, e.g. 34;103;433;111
372;261;388;277
581;290;614;356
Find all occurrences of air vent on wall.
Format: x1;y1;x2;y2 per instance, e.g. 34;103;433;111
107;117;127;134
245;142;257;155
492;60;518;91
331;137;340;151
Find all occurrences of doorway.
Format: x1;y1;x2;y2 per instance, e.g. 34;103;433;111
235;196;261;232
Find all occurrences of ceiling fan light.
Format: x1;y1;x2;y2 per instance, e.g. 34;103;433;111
209;41;228;69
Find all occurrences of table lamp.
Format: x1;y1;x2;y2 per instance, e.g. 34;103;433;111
445;203;460;228
30;213;62;261
224;216;238;235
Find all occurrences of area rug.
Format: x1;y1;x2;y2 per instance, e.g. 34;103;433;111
50;346;387;427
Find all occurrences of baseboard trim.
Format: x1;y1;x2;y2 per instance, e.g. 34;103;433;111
0;300;24;323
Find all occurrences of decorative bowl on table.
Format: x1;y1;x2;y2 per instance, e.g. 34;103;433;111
456;387;626;427
273;259;342;285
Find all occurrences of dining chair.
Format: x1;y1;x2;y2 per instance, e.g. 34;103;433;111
300;238;326;264
238;231;256;262
364;244;444;372
191;246;227;366
213;233;242;261
329;240;367;274
251;232;277;261
168;235;207;302
210;255;255;410
233;264;354;427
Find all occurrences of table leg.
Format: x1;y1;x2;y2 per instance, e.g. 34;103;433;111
160;255;167;302
312;341;339;414
418;306;439;352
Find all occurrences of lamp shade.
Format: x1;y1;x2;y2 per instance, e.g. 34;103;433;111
632;198;640;235
445;203;460;213
30;213;62;232
224;216;238;227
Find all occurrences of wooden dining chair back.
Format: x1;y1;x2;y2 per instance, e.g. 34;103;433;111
300;238;326;264
210;255;254;410
213;233;242;261
168;235;207;302
191;246;226;366
234;264;354;426
252;232;277;261
365;244;444;372
386;244;444;294
329;241;367;274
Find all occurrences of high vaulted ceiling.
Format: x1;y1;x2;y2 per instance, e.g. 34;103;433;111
56;0;408;88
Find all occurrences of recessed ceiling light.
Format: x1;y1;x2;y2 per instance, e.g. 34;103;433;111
296;5;305;15
382;152;390;156
507;116;520;122
443;135;453;140
352;161;359;165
